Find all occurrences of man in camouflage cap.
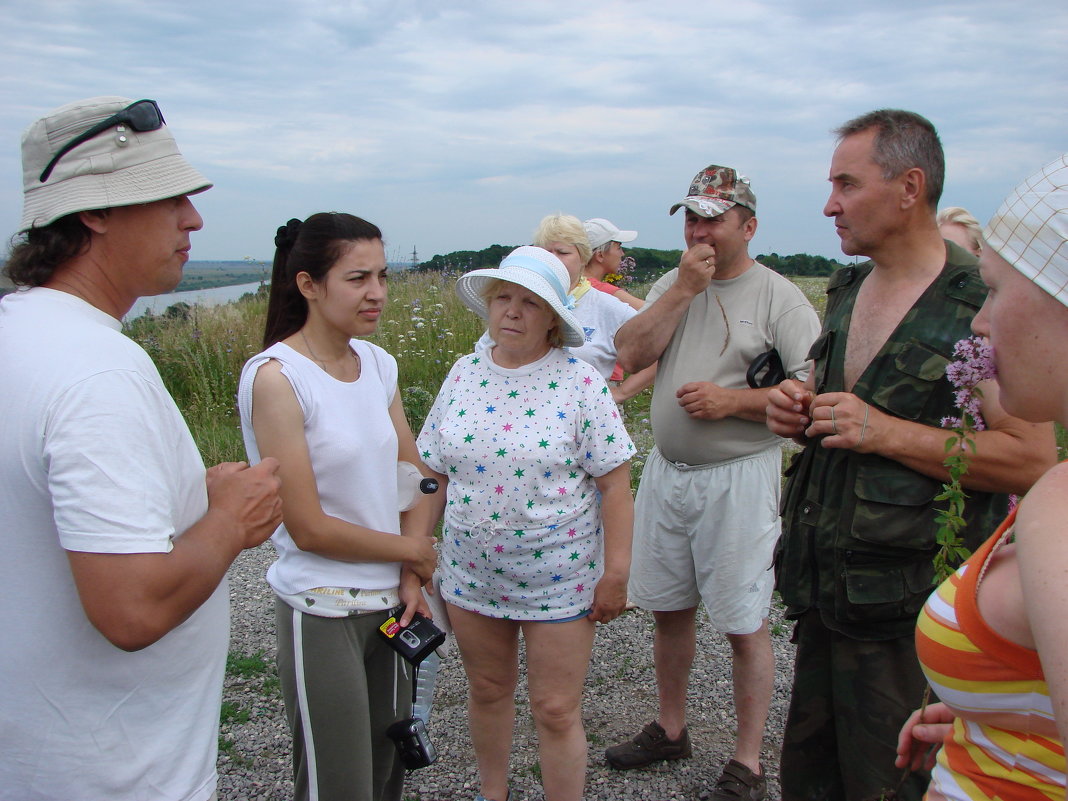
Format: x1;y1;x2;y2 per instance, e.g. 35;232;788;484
766;110;1055;800
608;166;820;800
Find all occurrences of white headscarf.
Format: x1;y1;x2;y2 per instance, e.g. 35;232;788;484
984;154;1068;307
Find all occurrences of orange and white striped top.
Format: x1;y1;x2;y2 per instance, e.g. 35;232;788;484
916;512;1066;800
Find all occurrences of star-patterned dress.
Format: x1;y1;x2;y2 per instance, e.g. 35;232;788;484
418;347;635;621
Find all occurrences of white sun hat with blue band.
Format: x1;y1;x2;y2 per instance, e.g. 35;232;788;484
455;245;586;348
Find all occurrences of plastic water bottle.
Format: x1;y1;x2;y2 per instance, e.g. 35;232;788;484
411;649;441;723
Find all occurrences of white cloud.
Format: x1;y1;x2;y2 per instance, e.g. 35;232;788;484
1;0;1064;263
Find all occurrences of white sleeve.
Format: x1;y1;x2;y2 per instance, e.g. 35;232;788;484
416;358;464;474
45;370;204;554
360;341;400;406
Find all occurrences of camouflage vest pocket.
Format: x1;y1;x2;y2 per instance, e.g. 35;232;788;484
868;340;949;421
839;553;933;623
849;460;942;551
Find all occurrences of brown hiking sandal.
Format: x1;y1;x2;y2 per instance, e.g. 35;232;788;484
604;721;692;770
704;759;767;801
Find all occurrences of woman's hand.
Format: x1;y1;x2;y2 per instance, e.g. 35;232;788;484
588;572;628;624
404;536;438;585
894;701;954;772
398;568;432;627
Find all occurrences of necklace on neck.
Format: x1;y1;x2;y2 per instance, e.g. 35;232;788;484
300;329;357;372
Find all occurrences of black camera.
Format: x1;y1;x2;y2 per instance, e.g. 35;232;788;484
378;606;446;770
378;606;446;664
386;716;437;769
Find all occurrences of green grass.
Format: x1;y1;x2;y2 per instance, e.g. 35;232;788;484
226;650;270;678
124;270;489;458
220;700;250;725
125;271;827;459
225;649;280;697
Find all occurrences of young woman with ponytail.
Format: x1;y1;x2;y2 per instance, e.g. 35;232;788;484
237;212;438;801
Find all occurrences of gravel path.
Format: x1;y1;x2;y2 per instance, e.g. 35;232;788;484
218;543;796;801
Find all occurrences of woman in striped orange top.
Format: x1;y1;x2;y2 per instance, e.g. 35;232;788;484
896;155;1068;799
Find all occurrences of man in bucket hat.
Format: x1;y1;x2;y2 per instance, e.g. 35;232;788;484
608;165;820;799
0;96;283;799
766;109;1056;800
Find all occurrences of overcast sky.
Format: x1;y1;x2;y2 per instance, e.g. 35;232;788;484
1;0;1064;265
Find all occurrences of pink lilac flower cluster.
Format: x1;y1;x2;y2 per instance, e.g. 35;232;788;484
941;335;997;430
604;255;636;286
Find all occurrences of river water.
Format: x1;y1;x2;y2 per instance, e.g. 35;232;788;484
124;281;264;321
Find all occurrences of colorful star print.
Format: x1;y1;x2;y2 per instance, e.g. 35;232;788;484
415;348;635;621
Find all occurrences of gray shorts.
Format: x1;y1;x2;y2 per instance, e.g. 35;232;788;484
628;445;781;634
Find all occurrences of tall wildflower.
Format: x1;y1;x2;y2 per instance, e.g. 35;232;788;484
933;335;997;580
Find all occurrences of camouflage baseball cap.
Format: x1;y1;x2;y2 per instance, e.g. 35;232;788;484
669;164;757;218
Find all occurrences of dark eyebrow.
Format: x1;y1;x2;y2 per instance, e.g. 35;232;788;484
830;170;858;183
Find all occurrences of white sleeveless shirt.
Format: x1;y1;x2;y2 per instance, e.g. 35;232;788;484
238;340;403;601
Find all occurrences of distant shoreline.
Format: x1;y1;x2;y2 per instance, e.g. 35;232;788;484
0;260;414;299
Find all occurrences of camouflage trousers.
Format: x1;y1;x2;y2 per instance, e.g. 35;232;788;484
779;611;931;801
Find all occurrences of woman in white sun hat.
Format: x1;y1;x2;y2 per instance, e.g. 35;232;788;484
418;246;635;801
897;154;1068;798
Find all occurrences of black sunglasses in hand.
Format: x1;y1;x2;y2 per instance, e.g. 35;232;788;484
38;99;165;183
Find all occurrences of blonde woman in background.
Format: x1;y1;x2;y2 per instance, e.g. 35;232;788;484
937;206;983;257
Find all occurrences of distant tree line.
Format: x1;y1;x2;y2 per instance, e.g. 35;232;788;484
413;246;846;281
754;252;847;277
413;245;516;274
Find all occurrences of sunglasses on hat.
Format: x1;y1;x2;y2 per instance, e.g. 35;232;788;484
38;99;165;183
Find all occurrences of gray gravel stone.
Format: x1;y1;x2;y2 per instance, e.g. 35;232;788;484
219;544;795;801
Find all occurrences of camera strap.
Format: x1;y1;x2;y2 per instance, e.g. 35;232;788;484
410;661;421;707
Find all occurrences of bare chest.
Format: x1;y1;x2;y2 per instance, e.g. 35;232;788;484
843;280;926;390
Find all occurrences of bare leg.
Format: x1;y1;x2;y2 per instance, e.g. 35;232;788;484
448;604;520;801
725;620;774;773
523;617;597;801
652;607;698;739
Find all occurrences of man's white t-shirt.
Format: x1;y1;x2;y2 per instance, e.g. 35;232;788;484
0;288;225;801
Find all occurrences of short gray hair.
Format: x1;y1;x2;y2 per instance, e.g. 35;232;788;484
835;109;944;208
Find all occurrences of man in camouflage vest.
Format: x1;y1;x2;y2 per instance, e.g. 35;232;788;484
766;110;1056;800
